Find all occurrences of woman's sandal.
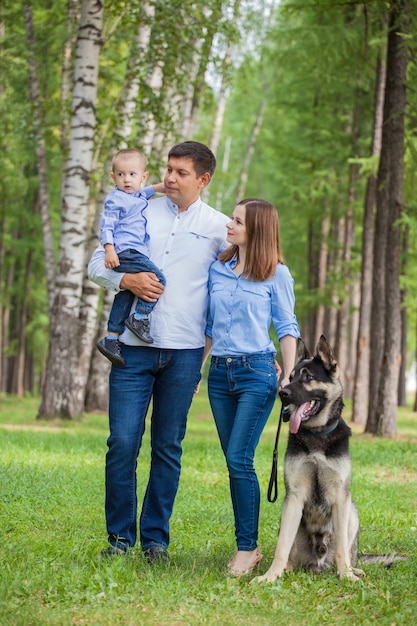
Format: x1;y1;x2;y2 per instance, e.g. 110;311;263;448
227;548;263;577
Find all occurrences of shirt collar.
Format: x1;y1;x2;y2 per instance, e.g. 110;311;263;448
167;197;202;215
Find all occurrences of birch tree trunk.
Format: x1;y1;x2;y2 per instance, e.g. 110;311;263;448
178;35;204;140
141;61;164;158
38;0;104;419
60;0;81;157
236;99;266;201
367;0;410;436
83;7;157;411
208;0;242;159
178;3;223;139
112;0;154;149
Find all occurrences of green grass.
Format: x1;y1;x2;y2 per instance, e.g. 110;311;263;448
0;390;416;625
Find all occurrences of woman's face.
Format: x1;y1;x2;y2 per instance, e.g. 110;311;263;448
226;204;247;247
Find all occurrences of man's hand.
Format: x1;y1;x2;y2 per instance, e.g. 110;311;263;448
120;272;165;302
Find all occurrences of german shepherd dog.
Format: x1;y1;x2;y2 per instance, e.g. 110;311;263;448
255;335;366;583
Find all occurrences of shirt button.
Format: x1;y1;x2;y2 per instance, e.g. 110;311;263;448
227;358;232;363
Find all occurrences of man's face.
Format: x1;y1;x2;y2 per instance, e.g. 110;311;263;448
163;157;210;210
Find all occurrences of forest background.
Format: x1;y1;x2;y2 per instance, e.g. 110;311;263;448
1;0;416;437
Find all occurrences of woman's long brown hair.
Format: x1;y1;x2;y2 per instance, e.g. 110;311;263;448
219;198;284;281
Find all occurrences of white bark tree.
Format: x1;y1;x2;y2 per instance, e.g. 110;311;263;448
38;0;104;419
83;3;156;411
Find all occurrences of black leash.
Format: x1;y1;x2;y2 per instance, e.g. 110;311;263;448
267;403;288;503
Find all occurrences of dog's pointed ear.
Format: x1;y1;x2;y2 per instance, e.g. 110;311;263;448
316;335;339;376
297;337;312;361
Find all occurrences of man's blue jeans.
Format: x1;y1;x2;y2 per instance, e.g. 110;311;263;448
208;353;278;551
106;344;203;551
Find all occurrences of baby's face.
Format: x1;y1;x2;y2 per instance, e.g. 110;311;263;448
110;154;148;193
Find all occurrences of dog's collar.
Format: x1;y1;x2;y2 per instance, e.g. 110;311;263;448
309;419;340;437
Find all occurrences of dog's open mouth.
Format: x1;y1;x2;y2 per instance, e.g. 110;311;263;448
289;400;320;434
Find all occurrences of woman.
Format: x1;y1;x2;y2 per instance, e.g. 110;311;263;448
205;198;300;577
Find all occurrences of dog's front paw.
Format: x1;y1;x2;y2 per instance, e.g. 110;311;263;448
251;568;282;584
341;566;366;581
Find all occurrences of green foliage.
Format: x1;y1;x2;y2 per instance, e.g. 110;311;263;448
0;391;416;625
207;0;387;316
2;0;417;394
205;0;416;343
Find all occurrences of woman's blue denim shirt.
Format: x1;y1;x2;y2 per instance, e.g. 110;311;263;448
206;258;300;356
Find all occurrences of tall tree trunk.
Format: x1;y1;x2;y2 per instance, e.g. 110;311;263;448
414;318;417;412
208;0;242;158
1;261;13;393
14;247;33;396
366;0;410;436
327;215;344;352
314;213;330;346
80;6;156;413
60;0;81;157
398;224;408;406
84;290;112;412
352;53;386;425
337;102;359;398
23;4;56;315
209;54;231;161
0;8;4;388
38;0;104;419
178;37;204;141
0;213;5;392
236;99;266;201
113;0;154;149
141;60;164;158
178;3;223;140
1;225;22;393
83;8;157;412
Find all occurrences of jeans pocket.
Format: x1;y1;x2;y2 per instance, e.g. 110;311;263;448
245;357;274;377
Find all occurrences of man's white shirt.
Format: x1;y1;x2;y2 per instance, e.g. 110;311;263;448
88;195;229;349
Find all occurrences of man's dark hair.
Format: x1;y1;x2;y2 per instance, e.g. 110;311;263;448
168;141;216;178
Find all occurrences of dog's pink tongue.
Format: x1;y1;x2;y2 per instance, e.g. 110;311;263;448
290;403;309;434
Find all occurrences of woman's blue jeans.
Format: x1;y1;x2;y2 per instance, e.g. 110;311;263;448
106;344;203;551
208;353;278;551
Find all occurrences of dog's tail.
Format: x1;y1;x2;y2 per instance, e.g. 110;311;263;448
359;554;408;568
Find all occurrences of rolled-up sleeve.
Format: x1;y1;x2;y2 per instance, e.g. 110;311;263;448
87;246;123;292
271;265;300;340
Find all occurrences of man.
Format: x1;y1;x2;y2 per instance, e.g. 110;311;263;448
88;141;229;562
